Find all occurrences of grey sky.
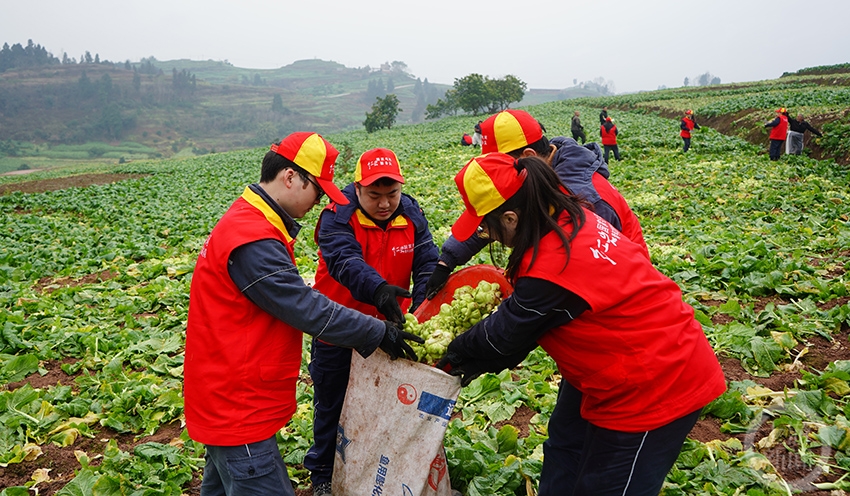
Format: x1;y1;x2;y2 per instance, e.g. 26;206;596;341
3;0;848;93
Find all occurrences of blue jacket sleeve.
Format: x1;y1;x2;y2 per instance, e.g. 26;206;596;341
439;234;491;269
765;117;780;128
315;208;387;305
451;277;589;359
227;238;385;357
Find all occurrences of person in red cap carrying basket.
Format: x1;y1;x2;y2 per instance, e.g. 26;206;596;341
680;109;700;152
183;133;423;496
304;148;439;496
425;108;649;304
764;107;789;161
435;152;726;496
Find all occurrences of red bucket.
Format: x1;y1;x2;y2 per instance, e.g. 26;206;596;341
413;264;513;323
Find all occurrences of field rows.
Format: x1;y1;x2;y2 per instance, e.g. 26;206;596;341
1;102;849;494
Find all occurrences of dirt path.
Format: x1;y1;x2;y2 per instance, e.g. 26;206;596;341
0;173;147;196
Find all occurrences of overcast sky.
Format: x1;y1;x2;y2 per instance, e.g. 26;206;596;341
3;0;849;94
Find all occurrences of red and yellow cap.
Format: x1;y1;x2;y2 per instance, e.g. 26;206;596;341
777;107;787;113
354;148;405;186
451;153;527;241
270;132;348;205
685;109;694;115
480;109;545;154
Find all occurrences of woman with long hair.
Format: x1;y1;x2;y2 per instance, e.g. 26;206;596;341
437;152;726;495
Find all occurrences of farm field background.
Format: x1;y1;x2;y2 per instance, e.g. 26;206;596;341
1;92;849;494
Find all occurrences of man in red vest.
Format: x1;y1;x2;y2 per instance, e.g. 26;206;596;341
600;116;620;162
680;109;700;152
764;107;789;161
305;148;439;496
183;132;423;496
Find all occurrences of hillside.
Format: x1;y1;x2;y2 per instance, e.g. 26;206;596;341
0;56;606;173
0;59;441;160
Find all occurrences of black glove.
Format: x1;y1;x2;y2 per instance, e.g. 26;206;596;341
379;321;424;361
425;263;453;300
374;283;410;325
436;343;535;387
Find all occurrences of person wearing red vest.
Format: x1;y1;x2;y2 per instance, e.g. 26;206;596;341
436;153;725;496
426;109;649;301
304;148;439;496
764;107;789;161
680;109;700;152
600;116;620;162
184;133;423;496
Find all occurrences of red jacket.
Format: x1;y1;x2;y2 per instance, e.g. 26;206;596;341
680;117;696;138
525;210;726;432
184;187;303;446
769;114;788;140
600;123;618;145
314;208;416;317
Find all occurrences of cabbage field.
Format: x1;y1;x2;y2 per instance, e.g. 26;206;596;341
1;96;849;495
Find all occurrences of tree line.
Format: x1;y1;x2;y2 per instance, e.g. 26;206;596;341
683;71;722;87
425;74;526;119
363;73;527;133
0;39;128;72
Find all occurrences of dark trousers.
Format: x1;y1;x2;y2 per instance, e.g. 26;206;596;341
538;380;701;496
603;144;620;162
682;137;691;152
304;339;353;485
201;436;295;496
572;129;587;144
769;139;784;160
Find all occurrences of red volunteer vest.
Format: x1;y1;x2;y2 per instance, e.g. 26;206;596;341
770;115;788;140
680;117;695;138
184;187;303;446
314;208;416;317
523;210;725;432
600;124;618;145
591;173;650;260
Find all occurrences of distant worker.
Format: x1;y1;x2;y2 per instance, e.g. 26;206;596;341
571;111;587;144
461;133;473;146
680;109;700;152
786;113;823;155
473;120;483;147
764;107;789;161
600;116;620;163
599;105;609;125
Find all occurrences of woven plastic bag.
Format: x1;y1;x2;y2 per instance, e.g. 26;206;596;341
332;348;460;496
